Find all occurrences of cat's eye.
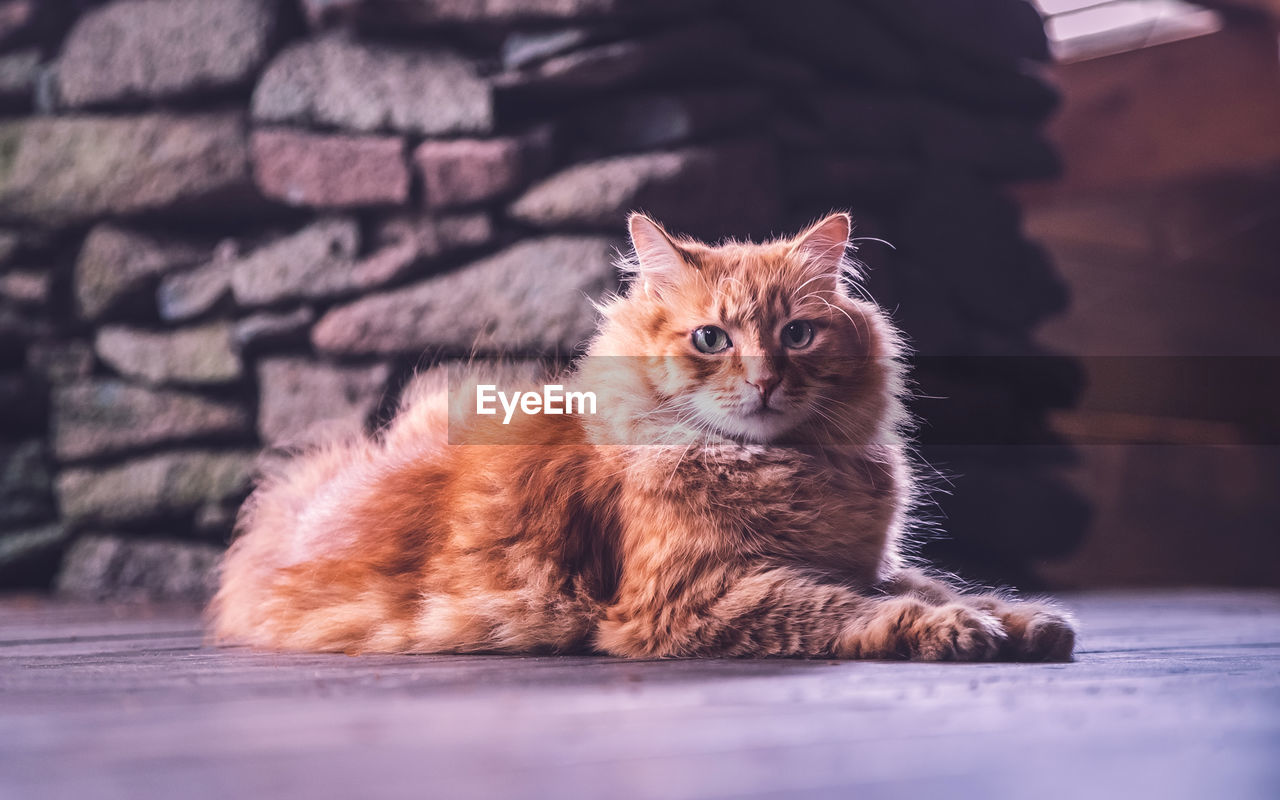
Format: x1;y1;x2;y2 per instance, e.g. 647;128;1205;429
781;320;815;349
692;326;731;354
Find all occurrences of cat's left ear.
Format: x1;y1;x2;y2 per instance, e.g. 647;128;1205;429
628;213;690;295
789;212;852;286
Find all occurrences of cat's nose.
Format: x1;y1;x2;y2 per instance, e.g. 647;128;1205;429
747;377;781;405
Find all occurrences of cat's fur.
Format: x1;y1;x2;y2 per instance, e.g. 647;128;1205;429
212;213;1075;661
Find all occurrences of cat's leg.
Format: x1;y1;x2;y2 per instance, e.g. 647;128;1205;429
874;565;960;604
598;564;1007;661
876;567;1076;662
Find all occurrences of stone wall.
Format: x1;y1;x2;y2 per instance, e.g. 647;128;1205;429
0;0;1085;600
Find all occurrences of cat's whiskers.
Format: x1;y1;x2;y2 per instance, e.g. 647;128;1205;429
849;236;895;249
810;394;867;445
661;412;720;491
807;404;856;449
842;273;878;306
791;272;835;298
793;290;861;333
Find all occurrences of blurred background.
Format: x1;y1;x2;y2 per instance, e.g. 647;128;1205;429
0;0;1275;601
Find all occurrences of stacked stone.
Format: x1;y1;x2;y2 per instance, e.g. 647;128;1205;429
0;0;1083;600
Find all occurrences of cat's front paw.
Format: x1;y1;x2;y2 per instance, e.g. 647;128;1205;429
843;599;1007;661
909;603;1008;661
973;599;1076;661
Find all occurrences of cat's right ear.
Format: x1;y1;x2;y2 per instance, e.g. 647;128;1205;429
628;213;689;295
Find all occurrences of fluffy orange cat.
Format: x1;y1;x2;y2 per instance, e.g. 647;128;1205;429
212;212;1075;661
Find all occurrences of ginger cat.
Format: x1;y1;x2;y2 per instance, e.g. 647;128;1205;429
212;212;1075;661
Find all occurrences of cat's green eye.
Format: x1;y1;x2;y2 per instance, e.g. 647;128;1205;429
781;320;815;349
692;326;731;354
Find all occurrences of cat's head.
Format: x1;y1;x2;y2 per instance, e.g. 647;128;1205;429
589;212;907;445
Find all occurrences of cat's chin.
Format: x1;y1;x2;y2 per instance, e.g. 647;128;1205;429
706;410;802;444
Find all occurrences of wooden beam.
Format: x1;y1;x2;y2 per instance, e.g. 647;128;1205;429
1026;23;1280;194
1199;0;1280;20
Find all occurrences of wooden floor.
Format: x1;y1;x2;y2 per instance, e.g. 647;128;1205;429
2;591;1278;800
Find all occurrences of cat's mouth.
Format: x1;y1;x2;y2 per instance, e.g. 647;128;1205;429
724;401;799;439
686;393;801;442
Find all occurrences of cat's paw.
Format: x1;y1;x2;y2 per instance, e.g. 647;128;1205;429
973;599;1076;661
842;598;1006;661
1005;606;1076;661
909;603;1008;661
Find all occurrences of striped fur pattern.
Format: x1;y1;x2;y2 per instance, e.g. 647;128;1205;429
211;213;1075;661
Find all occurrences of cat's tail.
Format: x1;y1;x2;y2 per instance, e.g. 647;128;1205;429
210;360;554;652
210;368;454;650
208;436;384;648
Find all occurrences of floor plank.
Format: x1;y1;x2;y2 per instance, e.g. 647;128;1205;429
1;590;1277;800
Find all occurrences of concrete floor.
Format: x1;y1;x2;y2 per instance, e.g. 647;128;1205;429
2;590;1278;800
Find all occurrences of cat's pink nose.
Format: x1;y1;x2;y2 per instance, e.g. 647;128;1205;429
747;377;781;405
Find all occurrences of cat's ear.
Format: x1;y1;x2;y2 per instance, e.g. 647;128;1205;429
790;212;852;285
628;213;690;295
